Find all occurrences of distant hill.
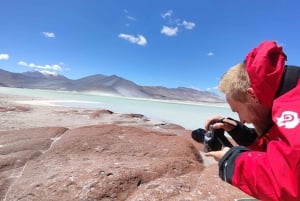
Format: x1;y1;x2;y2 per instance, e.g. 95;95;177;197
0;69;225;103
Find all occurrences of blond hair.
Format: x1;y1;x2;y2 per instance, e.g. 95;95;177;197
218;63;250;102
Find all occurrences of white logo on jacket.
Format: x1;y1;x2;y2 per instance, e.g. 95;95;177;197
276;111;300;129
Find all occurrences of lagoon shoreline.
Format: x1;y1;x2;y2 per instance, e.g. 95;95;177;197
0;87;235;130
0;92;173;131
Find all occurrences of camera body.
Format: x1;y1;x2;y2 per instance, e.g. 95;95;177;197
191;120;233;152
203;124;225;152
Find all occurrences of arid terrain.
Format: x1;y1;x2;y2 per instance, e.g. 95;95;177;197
0;93;253;201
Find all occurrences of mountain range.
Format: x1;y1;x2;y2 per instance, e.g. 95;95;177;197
0;69;225;103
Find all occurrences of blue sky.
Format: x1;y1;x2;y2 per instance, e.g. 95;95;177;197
0;0;300;93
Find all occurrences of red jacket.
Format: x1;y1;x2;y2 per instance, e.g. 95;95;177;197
219;41;300;201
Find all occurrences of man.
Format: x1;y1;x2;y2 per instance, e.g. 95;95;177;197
204;41;300;201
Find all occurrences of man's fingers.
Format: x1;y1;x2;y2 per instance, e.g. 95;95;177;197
204;151;216;157
204;151;220;161
204;147;230;161
212;122;224;130
205;116;223;130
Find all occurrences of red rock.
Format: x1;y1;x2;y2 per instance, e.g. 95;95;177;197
0;127;67;201
0;105;31;113
88;109;114;119
1;125;252;201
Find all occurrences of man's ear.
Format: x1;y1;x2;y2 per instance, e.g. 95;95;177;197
246;88;260;103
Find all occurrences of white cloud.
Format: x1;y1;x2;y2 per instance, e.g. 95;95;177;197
207;52;214;56
160;26;178;37
18;61;27;66
123;9;137;27
189;86;202;91
182;20;196;30
161;11;195;37
118;34;147;46
206;85;219;91
206;86;218;91
162;10;173;19
42;32;55;38
127;16;136;21
38;70;58;76
18;61;63;71
0;54;9;60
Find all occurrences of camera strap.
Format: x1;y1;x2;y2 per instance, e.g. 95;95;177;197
276;65;300;97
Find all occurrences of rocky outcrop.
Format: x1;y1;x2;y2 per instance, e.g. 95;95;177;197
0;105;31;113
0;125;251;201
0;127;68;200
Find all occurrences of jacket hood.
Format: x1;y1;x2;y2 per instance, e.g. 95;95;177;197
245;41;287;108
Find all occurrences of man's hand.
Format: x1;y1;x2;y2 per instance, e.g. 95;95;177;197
205;116;237;132
204;147;230;161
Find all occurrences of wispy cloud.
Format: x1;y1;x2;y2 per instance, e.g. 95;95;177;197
161;10;196;37
42;32;55;38
123;9;137;27
127;16;136;21
207;52;214;56
161;10;173;19
0;54;9;60
206;85;219;91
120;10;146;45
160;26;178;37
118;34;147;46
182;20;196;30
18;61;63;73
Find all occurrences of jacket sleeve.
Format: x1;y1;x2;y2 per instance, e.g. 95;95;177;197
218;146;249;183
219;85;300;201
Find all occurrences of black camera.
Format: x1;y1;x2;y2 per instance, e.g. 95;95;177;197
191;120;233;152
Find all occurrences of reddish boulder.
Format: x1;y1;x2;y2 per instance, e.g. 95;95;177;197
1;125;252;201
0;127;68;200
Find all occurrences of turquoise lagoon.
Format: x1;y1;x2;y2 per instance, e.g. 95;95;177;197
0;87;238;130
